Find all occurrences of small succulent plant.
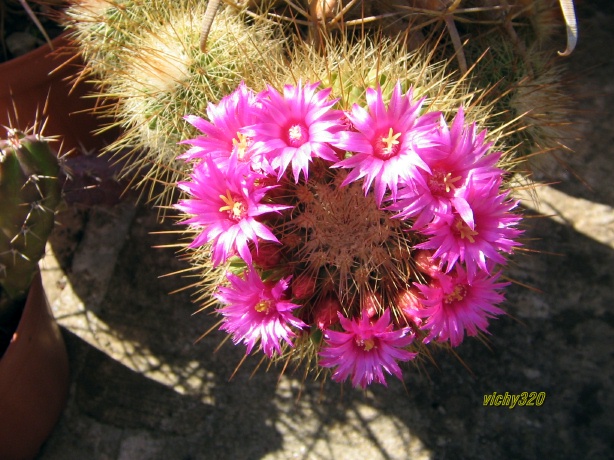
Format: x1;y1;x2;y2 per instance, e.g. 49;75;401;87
0;129;62;354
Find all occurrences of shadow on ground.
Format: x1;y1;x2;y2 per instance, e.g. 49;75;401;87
38;195;614;460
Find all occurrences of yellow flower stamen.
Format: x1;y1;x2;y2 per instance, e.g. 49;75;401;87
357;337;376;351
219;190;246;220
232;132;250;160
254;299;273;314
455;219;479;243
363;338;375;351
289;125;303;141
381;127;402;154
442;172;462;193
444;284;467;304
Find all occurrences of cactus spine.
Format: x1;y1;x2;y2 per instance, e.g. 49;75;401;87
0;129;61;348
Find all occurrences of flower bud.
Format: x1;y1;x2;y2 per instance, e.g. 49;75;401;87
251;242;283;269
395;287;425;326
291;274;317;299
414;250;441;278
360;291;383;318
314;296;340;330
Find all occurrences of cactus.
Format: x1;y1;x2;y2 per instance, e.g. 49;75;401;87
62;0;575;208
65;0;286;206
0;129;61;352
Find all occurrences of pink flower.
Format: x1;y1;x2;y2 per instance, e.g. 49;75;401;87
333;82;440;205
216;270;308;357
244;81;350;182
319;309;416;388
175;159;289;266
414;266;507;347
180;83;264;171
390;108;502;228
416;177;522;281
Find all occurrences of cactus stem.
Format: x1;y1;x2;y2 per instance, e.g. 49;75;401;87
1;128;61;305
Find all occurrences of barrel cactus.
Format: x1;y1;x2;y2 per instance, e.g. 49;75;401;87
62;0;576;385
0;129;62;354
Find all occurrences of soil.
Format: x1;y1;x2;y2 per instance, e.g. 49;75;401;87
32;1;614;459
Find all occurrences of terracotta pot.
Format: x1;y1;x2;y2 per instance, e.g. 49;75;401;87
0;32;113;156
0;271;70;460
